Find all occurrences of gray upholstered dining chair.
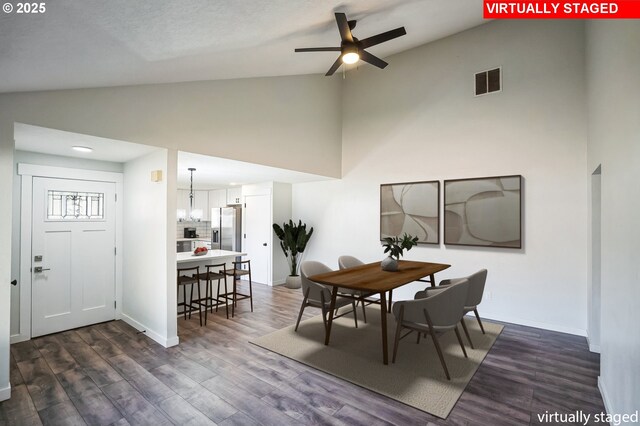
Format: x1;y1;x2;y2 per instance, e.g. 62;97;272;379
391;279;470;380
337;255;372;323
296;261;359;335
417;269;488;349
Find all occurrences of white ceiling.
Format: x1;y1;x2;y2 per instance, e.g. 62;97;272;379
0;0;485;93
177;151;331;190
14;123;159;163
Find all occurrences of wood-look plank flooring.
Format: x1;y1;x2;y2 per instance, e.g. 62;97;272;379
1;283;605;425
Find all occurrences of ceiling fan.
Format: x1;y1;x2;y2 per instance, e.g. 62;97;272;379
295;13;407;76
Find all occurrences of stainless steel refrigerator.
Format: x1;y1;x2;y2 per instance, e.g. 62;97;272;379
211;206;242;252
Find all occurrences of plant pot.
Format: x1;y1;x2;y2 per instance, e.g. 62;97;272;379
381;256;398;272
285;275;302;289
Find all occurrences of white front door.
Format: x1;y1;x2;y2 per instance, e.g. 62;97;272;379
244;194;271;285
31;177;117;337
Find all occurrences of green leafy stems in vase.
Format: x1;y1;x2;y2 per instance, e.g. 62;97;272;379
381;233;419;271
272;220;314;277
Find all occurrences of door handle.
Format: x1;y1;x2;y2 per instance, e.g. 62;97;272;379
262;243;267;246
33;267;51;273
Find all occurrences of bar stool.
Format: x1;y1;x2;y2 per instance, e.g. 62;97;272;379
177;266;202;326
220;259;253;317
195;263;229;324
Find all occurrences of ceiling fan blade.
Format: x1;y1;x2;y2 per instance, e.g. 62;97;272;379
359;50;388;69
358;27;407;49
325;56;343;76
295;47;342;52
335;13;354;43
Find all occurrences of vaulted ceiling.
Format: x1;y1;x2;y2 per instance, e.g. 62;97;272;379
0;0;485;93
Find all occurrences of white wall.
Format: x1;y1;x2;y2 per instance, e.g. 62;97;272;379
122;149;177;347
9;151;123;338
586;21;640;416
293;20;588;335
0;132;14;401
0;74;343;178
272;182;293;284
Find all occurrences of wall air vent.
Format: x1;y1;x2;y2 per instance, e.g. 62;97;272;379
475;67;501;96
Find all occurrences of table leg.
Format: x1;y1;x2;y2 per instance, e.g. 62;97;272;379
388;289;393;313
324;286;339;346
430;274;436;287
379;291;388;365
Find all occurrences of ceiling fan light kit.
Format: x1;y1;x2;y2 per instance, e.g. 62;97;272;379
295;12;406;76
341;47;360;64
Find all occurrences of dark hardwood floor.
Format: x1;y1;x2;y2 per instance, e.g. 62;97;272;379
1;283;605;425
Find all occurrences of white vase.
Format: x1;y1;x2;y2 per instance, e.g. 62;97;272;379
381;256;398;272
285;275;302;289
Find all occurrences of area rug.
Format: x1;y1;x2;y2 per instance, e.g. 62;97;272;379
250;305;503;419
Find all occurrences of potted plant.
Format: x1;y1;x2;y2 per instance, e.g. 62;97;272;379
273;220;314;288
381;233;419;271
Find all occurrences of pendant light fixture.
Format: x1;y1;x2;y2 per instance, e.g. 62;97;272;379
187;168;203;222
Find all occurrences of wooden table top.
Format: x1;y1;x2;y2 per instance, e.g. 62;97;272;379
309;260;451;293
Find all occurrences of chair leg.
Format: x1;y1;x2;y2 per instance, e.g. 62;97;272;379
392;306;404;363
474;308;485;334
215;279;220;313
424;308;450;380
430;330;451;380
351;300;358;329
231;274;237;318
188;283;194;320
454;325;468;358
360;297;367;323
204;280;210;326
248;270;254;312
416;332;421;344
460;317;474;349
320;292;329;335
209;279;214;314
222;276;229;319
182;284;187;320
196;279;202;327
295;288;310;332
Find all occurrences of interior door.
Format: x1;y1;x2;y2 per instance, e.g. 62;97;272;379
243;194;271;285
31;177;116;337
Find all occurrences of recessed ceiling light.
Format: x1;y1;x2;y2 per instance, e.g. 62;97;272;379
72;146;93;153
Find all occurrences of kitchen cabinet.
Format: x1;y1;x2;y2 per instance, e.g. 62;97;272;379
194;190;209;221
177;190;189;214
227;187;242;205
177;189;209;221
208;189;227;209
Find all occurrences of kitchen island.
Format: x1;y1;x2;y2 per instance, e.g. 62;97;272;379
177;249;246;267
176;250;247;320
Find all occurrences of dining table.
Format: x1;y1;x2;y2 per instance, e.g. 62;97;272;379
309;260;451;364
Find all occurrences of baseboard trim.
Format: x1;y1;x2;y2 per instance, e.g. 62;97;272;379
121;313;179;348
470;312;587;337
0;384;11;402
587;335;601;353
10;334;29;344
598;376;612;417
